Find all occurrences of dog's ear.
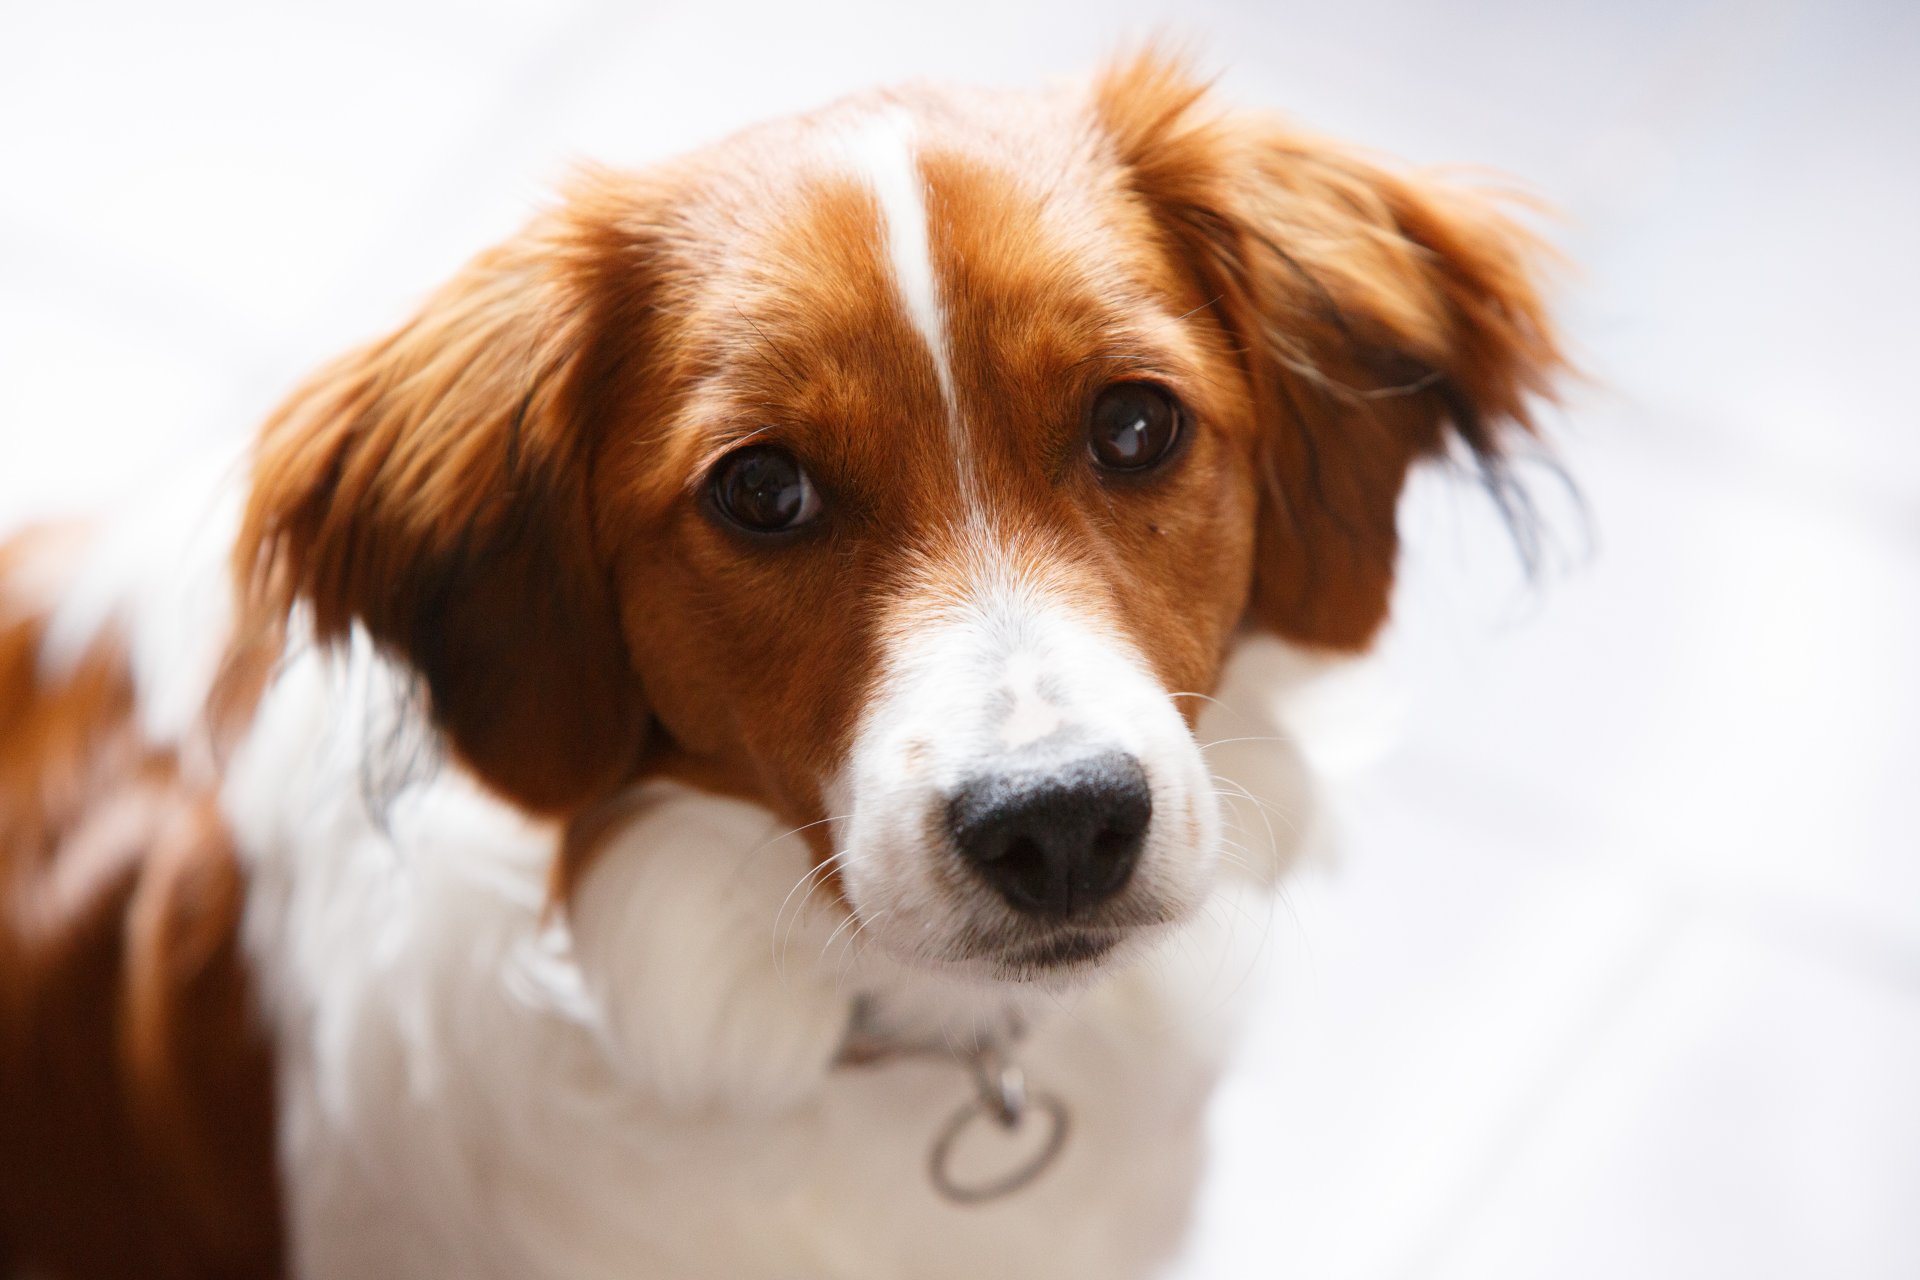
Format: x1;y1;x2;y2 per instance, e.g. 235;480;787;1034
236;183;658;813
1096;53;1564;650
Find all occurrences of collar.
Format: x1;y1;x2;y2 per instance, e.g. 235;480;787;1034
836;995;1070;1204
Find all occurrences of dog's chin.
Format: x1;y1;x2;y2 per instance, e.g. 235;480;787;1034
878;911;1190;990
980;928;1128;985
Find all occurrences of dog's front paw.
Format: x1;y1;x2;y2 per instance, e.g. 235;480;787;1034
567;780;854;1114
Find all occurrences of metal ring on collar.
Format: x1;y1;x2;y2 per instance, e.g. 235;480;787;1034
928;1090;1070;1205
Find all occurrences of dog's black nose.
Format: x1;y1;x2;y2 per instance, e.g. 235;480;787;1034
947;750;1152;919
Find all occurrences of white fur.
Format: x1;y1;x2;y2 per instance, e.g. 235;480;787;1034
37;449;244;757
1000;650;1065;749
59;465;1315;1279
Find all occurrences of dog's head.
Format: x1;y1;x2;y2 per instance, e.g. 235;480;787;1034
237;54;1560;982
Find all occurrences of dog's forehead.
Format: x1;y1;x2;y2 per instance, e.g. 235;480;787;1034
662;89;1202;486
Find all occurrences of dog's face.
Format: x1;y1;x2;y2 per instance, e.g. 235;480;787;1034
239;55;1559;981
611;99;1264;978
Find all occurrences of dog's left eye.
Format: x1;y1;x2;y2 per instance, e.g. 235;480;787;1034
710;445;822;534
1088;382;1183;473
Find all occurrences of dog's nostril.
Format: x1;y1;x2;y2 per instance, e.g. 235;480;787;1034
946;749;1152;919
995;834;1041;867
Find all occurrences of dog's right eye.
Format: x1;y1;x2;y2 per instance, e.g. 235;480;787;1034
1088;381;1184;474
710;444;822;534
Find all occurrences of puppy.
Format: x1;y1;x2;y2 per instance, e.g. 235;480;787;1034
0;52;1560;1280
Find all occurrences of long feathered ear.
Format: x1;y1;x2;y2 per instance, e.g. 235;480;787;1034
1095;52;1565;650
235;185;656;813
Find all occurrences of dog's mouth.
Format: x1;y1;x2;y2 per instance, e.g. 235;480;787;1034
996;929;1120;974
936;918;1162;984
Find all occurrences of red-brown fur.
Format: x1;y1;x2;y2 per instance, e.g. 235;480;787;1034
0;53;1561;1278
0;530;282;1279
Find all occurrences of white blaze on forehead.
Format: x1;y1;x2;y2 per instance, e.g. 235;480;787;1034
834;111;978;508
837;111;956;407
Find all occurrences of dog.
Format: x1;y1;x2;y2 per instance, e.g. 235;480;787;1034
0;51;1560;1279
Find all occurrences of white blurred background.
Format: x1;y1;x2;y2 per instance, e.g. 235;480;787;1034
3;1;1916;1275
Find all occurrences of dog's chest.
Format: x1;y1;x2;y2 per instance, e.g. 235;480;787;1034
225;643;1292;1280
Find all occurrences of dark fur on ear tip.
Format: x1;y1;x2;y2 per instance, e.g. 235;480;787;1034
1390;358;1576;583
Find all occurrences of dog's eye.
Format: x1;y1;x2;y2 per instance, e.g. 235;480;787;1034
711;445;822;533
1088;382;1183;473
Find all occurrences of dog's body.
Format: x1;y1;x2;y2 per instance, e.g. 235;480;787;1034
1;474;1297;1279
0;56;1559;1279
